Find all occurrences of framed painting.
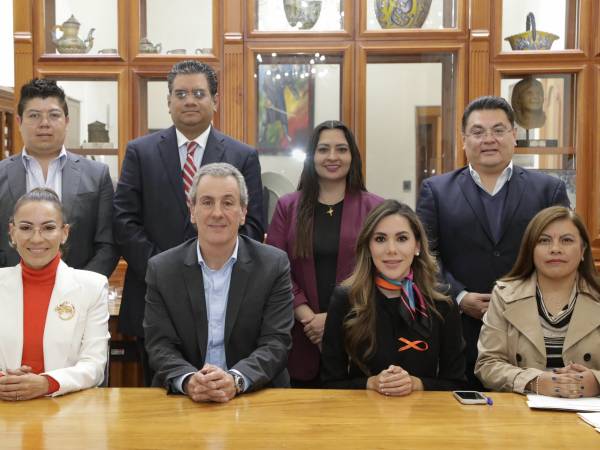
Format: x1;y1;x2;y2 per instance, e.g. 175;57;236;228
257;62;315;154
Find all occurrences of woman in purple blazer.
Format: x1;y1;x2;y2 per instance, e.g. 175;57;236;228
266;120;383;386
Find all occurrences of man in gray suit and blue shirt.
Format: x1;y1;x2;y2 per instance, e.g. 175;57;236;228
144;163;293;401
0;79;118;277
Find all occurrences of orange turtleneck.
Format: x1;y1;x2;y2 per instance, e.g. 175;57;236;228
20;253;61;394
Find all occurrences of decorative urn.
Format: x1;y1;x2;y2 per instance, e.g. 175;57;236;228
375;0;432;29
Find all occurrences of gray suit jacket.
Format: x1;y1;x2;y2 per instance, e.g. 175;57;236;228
0;151;119;277
143;236;294;393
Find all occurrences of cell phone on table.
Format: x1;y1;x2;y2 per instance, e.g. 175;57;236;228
452;390;489;404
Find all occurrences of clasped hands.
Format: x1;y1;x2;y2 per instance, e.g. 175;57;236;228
367;365;423;397
301;312;327;347
184;363;237;403
535;363;600;398
0;365;50;401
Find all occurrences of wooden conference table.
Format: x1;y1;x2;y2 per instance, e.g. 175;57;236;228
0;388;597;449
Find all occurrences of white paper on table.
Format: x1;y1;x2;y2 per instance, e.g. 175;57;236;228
526;394;600;412
577;412;600;432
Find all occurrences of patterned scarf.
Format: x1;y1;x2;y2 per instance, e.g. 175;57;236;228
374;270;432;338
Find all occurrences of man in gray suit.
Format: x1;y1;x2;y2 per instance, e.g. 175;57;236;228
144;163;293;401
0;79;118;277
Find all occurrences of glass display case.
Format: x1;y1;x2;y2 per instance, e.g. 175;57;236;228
44;0;118;55
365;0;458;31
54;79;119;183
253;52;343;221
255;0;345;32
365;54;456;208
140;0;213;56
501;0;579;52
500;73;577;205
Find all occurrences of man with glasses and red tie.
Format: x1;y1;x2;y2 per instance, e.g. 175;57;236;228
0;79;118;278
113;61;264;385
416;96;570;389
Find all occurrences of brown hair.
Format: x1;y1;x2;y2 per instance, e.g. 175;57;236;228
504;206;600;293
342;200;449;374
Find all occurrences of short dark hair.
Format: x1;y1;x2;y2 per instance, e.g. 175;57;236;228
18;78;68;118
167;60;218;97
461;95;515;132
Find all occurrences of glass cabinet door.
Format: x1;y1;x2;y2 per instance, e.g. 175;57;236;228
52;79;119;184
253;52;343;222
500;73;577;206
140;0;213;56
365;54;457;208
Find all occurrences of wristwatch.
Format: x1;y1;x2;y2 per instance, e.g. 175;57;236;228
228;370;245;395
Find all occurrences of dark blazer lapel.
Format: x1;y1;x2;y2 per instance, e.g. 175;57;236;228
6;155;27;204
497;166;526;243
182;241;208;360
158;126;188;218
201;128;225;165
224;238;251;344
61;152;82;223
457;170;494;242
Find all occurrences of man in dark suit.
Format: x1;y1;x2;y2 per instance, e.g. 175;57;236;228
0;78;118;277
416;96;570;388
113;60;264;384
144;163;293;400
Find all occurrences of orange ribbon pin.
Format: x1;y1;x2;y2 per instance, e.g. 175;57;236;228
398;337;429;352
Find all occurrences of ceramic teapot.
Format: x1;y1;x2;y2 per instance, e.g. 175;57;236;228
139;37;162;54
51;15;95;54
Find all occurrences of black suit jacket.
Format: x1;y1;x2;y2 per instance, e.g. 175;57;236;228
416;165;570;379
143;236;294;393
113;126;264;337
0;151;118;277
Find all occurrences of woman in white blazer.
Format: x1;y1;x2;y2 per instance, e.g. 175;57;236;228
0;188;109;400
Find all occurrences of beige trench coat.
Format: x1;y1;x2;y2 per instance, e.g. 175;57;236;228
475;273;600;393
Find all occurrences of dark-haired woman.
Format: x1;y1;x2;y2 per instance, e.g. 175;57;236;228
321;200;465;394
266;120;383;386
476;206;600;397
0;188;109;400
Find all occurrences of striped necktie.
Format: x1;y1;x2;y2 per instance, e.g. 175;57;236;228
183;141;198;202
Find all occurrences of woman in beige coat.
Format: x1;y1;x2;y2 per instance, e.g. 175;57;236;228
476;206;600;397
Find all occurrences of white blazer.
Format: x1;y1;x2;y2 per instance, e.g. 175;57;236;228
0;260;110;396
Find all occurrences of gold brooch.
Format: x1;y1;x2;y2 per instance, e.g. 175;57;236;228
55;301;76;320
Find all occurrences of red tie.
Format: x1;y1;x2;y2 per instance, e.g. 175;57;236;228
183;141;198;202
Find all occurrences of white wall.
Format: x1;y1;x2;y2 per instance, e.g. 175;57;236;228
366;63;442;208
0;0;14;86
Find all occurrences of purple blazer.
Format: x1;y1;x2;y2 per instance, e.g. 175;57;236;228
266;190;384;380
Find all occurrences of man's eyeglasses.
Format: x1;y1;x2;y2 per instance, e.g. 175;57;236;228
172;89;209;100
464;127;513;141
22;110;66;124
